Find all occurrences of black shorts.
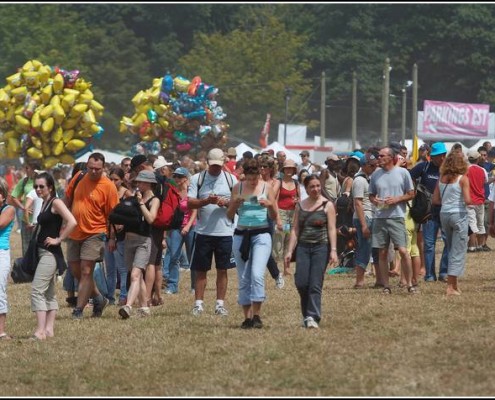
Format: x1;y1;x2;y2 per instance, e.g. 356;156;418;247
190;234;236;272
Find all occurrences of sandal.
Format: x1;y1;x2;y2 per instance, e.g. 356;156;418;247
407;286;418;294
0;333;12;340
382;287;391;295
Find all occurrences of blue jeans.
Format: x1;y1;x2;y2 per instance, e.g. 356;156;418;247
294;243;329;323
353;216;373;270
422;218;449;281
63;267;79;293
233;232;271;305
104;240;126;302
163;227;196;292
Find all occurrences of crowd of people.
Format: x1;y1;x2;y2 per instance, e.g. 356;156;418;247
0;139;493;339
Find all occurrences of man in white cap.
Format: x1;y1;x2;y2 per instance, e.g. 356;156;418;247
187;148;238;317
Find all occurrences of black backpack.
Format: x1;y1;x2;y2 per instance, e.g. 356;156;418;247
108;196;143;229
409;162;432;224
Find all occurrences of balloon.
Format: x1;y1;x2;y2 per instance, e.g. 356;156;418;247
147;109;157;124
161;74;174;93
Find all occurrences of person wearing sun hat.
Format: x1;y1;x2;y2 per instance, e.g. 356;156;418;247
186;148;239;317
409;141;448;283
272;159;301;270
118;169;161;320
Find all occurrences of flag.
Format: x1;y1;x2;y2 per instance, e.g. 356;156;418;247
259;113;271;148
411;133;419;164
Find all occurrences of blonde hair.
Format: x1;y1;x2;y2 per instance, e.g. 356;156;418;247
0;177;9;200
440;151;468;177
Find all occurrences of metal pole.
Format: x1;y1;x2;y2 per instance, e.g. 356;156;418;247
412;63;418;142
284;86;291;146
352;71;357;150
320;71;326;147
381;57;390;145
401;87;406;145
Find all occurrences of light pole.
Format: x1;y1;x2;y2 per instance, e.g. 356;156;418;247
381;57;391;145
401;80;413;145
284;86;292;146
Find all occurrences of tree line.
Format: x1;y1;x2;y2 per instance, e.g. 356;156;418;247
0;3;493;150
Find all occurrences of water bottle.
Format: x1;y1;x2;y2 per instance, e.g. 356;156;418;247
283;223;291;233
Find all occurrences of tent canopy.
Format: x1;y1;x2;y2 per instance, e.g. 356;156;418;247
265;141;300;162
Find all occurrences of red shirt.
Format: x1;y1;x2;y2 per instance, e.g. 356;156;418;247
278;185;297;210
467;164;487;205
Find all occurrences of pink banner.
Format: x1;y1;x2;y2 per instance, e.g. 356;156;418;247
423;100;490;137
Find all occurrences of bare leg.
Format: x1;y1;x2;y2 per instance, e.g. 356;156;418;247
44;310;56;337
354;266;365;288
145;264;155;306
34;311;47;340
194;270;207;301
447;275;461;295
398;247;412;287
0;313;7;336
126;268;142;307
216;269;228;301
76;260;97;310
379;248;390;289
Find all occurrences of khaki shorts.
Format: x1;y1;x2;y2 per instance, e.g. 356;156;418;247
124;232;151;270
66;233;106;262
372;218;408;249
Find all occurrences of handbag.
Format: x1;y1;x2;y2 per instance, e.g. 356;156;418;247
11;224;40;284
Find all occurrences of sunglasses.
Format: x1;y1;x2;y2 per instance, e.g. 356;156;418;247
34;185;45;189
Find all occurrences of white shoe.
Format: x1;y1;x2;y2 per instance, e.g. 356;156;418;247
214;305;228;316
275;275;285;289
304;316;319;329
192;305;204;316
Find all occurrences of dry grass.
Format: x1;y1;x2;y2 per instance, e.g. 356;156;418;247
3;232;495;396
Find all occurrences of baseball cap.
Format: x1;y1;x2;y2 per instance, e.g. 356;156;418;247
326;153;339;162
359;153;378;166
130;154;147;171
430;142;447;157
467;149;481;160
153;156;173;170
227;147;237;157
134;170;157;184
173;167;190;177
207;148;225;166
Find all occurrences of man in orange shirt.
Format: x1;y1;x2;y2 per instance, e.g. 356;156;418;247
64;152;119;319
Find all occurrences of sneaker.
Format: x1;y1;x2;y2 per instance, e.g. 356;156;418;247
214;305;229;316
136;307;151;318
482;244;492;252
241;318;254;329
119;305;131;319
165;290;176;295
252;315;263;329
72;307;83;320
305;316;319;329
66;296;78;308
192;305;204;316
92;296;109;318
275;274;285;289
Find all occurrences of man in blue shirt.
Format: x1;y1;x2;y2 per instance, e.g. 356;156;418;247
409;142;448;282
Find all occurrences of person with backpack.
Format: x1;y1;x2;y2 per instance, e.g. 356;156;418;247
64;152;119;319
352;152;380;289
0;178;16;340
187;148;238;317
409;142;449;283
117;170;161;319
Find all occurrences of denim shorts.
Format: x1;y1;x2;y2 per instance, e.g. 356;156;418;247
190;234;236;271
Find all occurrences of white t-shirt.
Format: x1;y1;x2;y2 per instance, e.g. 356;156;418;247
25;188;43;225
188;170;238;236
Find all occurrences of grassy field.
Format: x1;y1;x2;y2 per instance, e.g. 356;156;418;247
2;230;495;396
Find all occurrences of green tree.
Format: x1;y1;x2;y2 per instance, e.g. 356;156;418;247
178;11;312;145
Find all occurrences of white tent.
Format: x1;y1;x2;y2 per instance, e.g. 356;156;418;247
75;148;128;165
265;141;299;162
234;143;257;161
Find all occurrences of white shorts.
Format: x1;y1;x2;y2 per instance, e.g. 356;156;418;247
467;204;485;235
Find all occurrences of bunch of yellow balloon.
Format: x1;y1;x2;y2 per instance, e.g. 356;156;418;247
0;59;105;168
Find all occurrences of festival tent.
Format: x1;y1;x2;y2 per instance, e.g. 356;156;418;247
234;143;257;161
264;141;299;162
75;148;128;165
